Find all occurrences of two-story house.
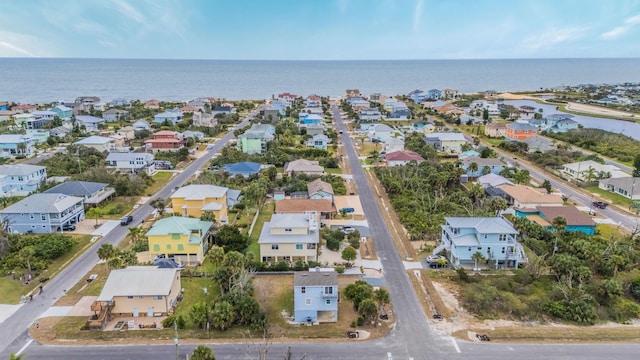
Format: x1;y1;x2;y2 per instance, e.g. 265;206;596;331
51;104;73;120
43;181;115;207
293;271;339;323
505;121;537;141
435;217;526;269
0;164;47;197
0;193;85;234
497;184;564;209
0;134;35;157
459;156;505;177
306;134;330;150
144;130;186;153
192;111;216;127
424;132;467;154
74;136;114;152
484;123;507;138
133;119;151;131
299;113;323;126
170;184;229;222
153;108;183;124
258;213;319;263
75;115;106;132
359;108;382;121
106;152;156;175
237;124;275;154
222;162;262;178
305;95;321;108
146;216;214;266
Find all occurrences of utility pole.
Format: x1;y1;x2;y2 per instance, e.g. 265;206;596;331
174;320;179;360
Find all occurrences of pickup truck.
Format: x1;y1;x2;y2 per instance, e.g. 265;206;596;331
592;201;608;209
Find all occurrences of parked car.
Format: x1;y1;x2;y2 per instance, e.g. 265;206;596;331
342;226;356;234
62;223;76;231
120;215;133;226
592;201;608;209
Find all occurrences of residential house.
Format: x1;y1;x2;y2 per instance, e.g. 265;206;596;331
193;111;216;127
436;217;526;269
477;173;513;189
543;114;579;133
25;129;50;144
460;156;504;177
50;126;72;139
0;110;16;122
424;132;467;154
307;178;334;203
299;113;323;126
226;189;242;209
293;271;338;323
305;124;325;136
51;104;73;120
385;150;425;166
598;177;640;200
383;98;399;111
187;98;211;112
13;113;48;130
505;121;537;141
442;89;460;100
0;164;47;197
306;134;330;150
94;267;181;319
497;184;564;209
75;115;106;132
0;134;35;157
409;90;427;103
106;152;156;175
153;108;183;124
0;193;84;234
382;137;405;154
519;136;557;153
369;93;382;102
74;136;114;152
305;95;321;108
116;126;135;141
516;206;596;235
390;102;410;119
211;106;234;117
146;216;214;266
222;162;262;178
359;108;382;121
469;100;499;115
144;131;185;153
368;124;400;143
277;92;298;105
258;213;319;263
345;89;361;98
170;184;229;222
145;99;160;109
44;181;115;207
11;104;37;113
110;98;130;107
180;105;198;114
274;199;333;221
484;123;507;138
31;110;57;121
562;160;630;181
284;159;324;177
517;105;537;120
181;130;205;140
102;109;129;122
133;119;151;131
263;108;282;122
348;98;371;111
237;124;275;154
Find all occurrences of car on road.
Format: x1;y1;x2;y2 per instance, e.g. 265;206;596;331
592;201;608;209
120;215;133;226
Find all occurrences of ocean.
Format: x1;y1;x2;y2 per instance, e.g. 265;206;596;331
1;58;639;104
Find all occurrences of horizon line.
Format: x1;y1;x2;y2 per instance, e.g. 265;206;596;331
1;56;639;61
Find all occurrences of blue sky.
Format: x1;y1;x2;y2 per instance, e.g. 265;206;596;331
1;0;639;59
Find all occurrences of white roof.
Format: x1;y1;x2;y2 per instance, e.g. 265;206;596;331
106;152;153;161
0;164;45;176
426;132;466;141
74;135;112;145
171;184;229;200
97;267;179;301
444;217;518;234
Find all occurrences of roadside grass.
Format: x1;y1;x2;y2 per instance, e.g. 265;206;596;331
54;263;110;306
246;201;275;260
585;186;633;209
99;197;138;219
145;171;174;195
254;274;393;339
408;270;455;321
324;167;343;174
597;223;628;239
0;234;93;304
461;326;640;343
358;143;378;157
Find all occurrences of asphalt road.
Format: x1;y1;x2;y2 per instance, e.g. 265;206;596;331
0;109;258;358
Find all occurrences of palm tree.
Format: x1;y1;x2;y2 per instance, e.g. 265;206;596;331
127;226;144;245
150;198;166;216
97;243;117;269
471;251;485;272
482;166;491;175
584;166;597;182
468;162;479;176
19;246;35;275
552;216;567;255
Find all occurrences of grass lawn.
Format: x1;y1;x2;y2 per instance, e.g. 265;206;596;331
254;274;393;339
145;171;174;196
586;186;633;209
358;143;379;157
0;234;93;304
54;263;111;306
324;167;343;174
597;223;628;239
173;277;218;321
98;197;138;219
247;201;275;260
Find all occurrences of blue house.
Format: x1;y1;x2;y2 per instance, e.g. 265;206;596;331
435;217;527;269
390;103;410;119
409;90;426;103
0;193;85;234
293;271;338;323
459;156;504;177
299;113;323;125
307;178;334;203
51;105;73;120
426;89;442;100
542;114;579;133
306;134;330;150
222;162;262;178
154;108;184;124
516;206;596;235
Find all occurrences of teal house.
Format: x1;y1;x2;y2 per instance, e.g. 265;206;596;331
516;206;596;236
51;105;73;120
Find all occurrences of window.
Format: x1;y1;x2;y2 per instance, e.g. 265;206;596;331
127;296;134;299
484;234;487;239
326;299;331;305
177;244;184;251
324;286;333;295
30;213;34;219
271;244;279;250
477;247;482;250
301;287;306;294
499;234;507;241
285;228;292;232
296;244;303;250
153;296;162;300
172;233;180;240
153;244;160;251
305;298;311;305
501;247;506;254
166;244;172;250
467;247;471;252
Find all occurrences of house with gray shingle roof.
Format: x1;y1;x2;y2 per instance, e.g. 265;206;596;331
0;164;47;196
0;193;85;234
43;181;115;206
293;271;338;323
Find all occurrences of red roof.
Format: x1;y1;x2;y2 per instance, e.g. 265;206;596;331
307;95;320;101
278;93;297;99
385;150;425;162
12;104;36;110
144;138;182;144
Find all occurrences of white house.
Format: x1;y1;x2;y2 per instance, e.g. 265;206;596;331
106;152;156;175
74;136;114;152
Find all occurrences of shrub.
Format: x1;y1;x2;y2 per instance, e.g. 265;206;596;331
335;265;345;274
456;267;469;282
356;317;364;326
132;242;149;252
326;237;340;251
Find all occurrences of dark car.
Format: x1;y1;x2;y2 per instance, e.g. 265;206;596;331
592;201;608;209
62;223;76;231
120;215;133;226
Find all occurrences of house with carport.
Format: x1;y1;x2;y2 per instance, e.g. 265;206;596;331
106;152;156;175
424;132;467;154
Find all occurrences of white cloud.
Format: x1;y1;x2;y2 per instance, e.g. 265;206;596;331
413;0;424;32
523;27;589;51
601;13;640;39
111;0;147;24
0;41;35;57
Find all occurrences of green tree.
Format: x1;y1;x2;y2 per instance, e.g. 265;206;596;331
190;345;216;360
150;198;166;216
373;288;390;311
97;243;117;269
482;108;489;121
189;301;210;329
208;246;225;267
467;162;479;176
541;179;553;194
633;154;640;177
8;353;24;360
343;280;373;309
471;251;485;272
200;210;216;222
211;300;235;331
19;245;35;275
341;246;357;261
214;225;249;253
358;298;378;325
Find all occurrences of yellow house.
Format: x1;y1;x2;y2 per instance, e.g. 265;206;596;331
95;267;182;317
259;213;319;263
170;184;229;222
146;216;214;266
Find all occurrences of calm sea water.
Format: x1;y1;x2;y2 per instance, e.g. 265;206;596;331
1;58;639;104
